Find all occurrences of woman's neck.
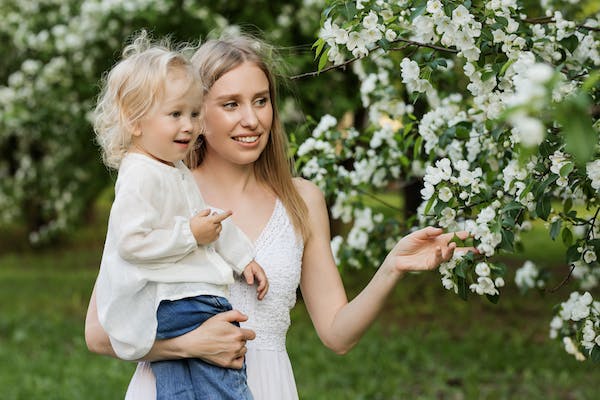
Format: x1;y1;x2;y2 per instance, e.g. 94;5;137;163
192;154;277;240
193;157;258;202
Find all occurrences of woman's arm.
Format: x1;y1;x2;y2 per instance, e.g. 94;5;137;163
84;285;255;368
296;179;472;355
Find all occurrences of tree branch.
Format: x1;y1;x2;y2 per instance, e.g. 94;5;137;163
354;187;403;212
522;16;600;31
548;264;576;293
290;39;457;80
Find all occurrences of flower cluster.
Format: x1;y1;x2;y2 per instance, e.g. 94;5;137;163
515;260;546;291
1;0;325;243
305;0;599;360
550;292;600;361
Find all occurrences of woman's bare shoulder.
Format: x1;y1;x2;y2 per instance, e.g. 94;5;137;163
292;177;325;207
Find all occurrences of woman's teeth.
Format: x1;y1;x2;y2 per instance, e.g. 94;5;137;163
234;136;259;143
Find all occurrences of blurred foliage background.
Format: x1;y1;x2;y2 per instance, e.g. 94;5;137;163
0;0;358;244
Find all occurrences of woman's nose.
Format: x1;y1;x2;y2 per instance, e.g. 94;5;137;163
240;105;258;129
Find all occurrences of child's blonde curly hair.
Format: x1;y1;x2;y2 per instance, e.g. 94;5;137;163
93;30;198;169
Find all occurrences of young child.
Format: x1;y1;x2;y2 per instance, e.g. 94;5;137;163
92;31;265;400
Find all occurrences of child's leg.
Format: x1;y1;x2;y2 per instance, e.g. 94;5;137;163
188;297;253;399
151;360;195;400
152;296;253;400
155;295;220;340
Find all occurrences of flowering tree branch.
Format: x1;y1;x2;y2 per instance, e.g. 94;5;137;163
522;16;600;31
299;0;600;362
290;38;457;80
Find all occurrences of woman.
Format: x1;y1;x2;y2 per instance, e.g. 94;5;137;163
85;35;473;399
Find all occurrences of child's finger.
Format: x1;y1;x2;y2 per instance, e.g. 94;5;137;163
211;211;232;223
257;280;269;300
195;209;211;218
244;270;255;285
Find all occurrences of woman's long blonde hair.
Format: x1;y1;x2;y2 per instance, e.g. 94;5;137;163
188;35;309;241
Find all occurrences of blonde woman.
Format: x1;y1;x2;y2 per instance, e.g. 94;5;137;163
91;32;266;400
86;34;474;399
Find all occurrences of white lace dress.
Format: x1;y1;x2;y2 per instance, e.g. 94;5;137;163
125;199;304;399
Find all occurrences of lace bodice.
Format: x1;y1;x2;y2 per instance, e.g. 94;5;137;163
229;199;304;351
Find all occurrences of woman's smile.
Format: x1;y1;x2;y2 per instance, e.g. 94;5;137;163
232;134;260;144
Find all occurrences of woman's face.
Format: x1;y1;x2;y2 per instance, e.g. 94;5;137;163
202;61;273;166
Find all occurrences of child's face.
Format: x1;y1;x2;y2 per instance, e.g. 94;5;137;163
132;69;202;165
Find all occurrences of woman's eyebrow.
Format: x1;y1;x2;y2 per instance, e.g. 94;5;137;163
212;90;270;101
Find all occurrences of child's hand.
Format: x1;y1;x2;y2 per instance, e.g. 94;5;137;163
242;260;269;300
190;209;232;245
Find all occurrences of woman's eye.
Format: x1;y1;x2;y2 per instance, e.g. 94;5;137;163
223;102;237;109
255;98;268;106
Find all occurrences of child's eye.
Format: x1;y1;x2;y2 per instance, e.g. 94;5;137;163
171;111;182;117
191;111;200;118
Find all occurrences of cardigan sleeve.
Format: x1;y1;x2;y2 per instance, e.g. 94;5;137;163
213;217;255;275
110;166;198;266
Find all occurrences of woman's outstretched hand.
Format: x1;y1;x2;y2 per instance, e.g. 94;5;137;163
384;227;476;273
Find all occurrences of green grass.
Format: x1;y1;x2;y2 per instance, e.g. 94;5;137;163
1;196;598;399
0;248;135;400
290;268;598;399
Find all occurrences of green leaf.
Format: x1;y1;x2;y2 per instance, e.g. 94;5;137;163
433;58;448;69
457;276;468;301
455;124;470;140
582;69;600;92
502;201;524;213
423;194;435;215
455;262;466;278
566;245;581;264
495;16;508;27
561;227;574;247
563;197;572;214
535;195;552;221
413;135;423;159
313;38;325;60
557;93;598;166
550;219;561;241
534;174;558;198
539;141;553;158
481;70;496;81
590;345;600;363
323;3;339;19
559;35;579;53
499;59;515;76
590;239;600;254
559;162;574;178
317;48;330;72
486;293;500;304
491;262;507;276
343;1;357;19
377;38;391;51
450;233;465;247
500;229;515;252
